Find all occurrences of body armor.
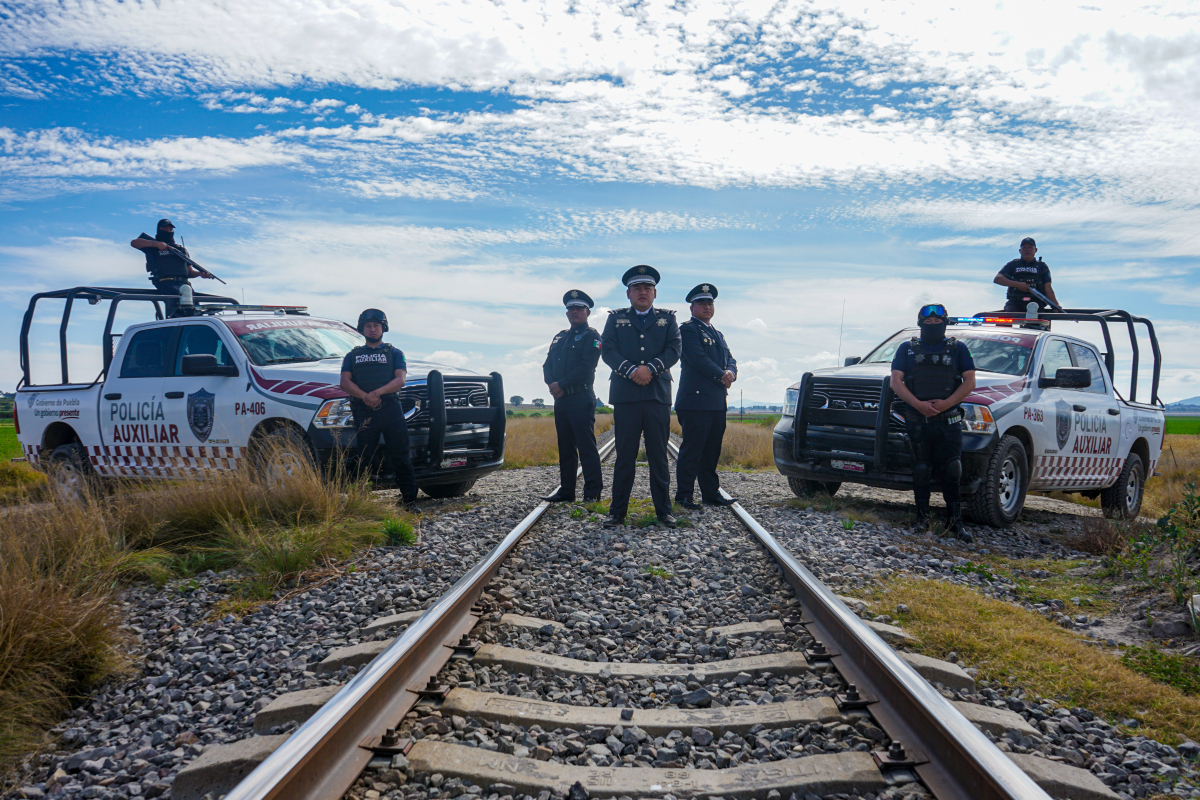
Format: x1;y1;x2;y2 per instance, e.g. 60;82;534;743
904;337;961;401
346;343;400;397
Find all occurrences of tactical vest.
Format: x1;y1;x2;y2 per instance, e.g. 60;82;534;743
145;246;190;281
347;344;399;396
904;338;961;401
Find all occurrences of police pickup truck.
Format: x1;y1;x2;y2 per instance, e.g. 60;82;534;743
773;308;1166;525
14;287;506;500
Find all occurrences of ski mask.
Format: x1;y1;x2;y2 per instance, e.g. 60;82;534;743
155;219;176;246
917;304;948;344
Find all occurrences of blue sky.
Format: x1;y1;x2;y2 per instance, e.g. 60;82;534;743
2;0;1199;405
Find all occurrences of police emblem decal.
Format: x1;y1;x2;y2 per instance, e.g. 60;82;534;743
26;392;38;409
1055;399;1072;450
187;388;216;443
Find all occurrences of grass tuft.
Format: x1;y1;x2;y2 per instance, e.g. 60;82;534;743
641;565;673;580
0;460;48;506
1121;646;1200;697
381;517;417;546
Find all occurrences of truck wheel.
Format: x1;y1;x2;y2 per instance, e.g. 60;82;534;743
250;428;317;486
422;480;477;499
967;434;1028;527
786;476;841;498
1101;453;1144;520
47;443;96;504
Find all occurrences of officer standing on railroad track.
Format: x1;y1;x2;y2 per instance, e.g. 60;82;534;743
994;237;1060;313
340;308;419;508
541;290;603;504
674;283;738;510
130;219;210;317
601;265;682;529
888;303;977;540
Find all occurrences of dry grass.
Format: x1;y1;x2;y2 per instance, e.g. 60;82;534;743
875;577;1200;743
0;461;47;506
718;421;774;470
0;450;391;776
502;414;613;468
1148;435;1200;520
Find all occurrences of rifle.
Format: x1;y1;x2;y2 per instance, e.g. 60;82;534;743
1024;285;1064;313
139;233;227;285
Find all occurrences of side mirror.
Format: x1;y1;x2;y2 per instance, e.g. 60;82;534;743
181;354;239;377
1039;366;1090;389
844;357;861;367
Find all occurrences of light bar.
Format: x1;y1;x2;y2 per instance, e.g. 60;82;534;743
951;316;1049;328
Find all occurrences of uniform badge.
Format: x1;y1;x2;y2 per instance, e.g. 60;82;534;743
702;284;710;292
915;354;925;363
638;267;647;274
187;388;215;443
574;333;583;341
570;290;579;298
656;318;667;326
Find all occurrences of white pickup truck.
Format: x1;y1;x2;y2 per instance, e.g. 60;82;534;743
773;308;1166;524
14;287;506;500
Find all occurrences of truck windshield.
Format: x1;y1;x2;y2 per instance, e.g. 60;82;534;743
862;329;1035;377
223;318;364;366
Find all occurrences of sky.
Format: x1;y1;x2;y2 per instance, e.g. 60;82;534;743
2;0;1199;406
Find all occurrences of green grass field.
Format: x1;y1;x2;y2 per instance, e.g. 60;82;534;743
0;425;20;461
1166;417;1200;435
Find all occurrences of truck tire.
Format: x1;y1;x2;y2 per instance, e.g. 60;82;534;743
1100;453;1144;520
967;434;1028;527
786;476;841;498
422;480;477;499
250;427;317;486
47;443;96;504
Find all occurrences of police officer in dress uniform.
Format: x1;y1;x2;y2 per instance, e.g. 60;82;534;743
889;304;977;541
130;219;210;318
339;309;419;508
601;265;682;529
994;237;1061;313
674;284;739;510
541;290;604;503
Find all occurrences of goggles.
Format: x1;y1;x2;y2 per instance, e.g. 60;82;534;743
918;304;947;320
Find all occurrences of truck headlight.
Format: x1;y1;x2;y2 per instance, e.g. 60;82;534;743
783;388;799;417
314;398;355;428
961;403;996;434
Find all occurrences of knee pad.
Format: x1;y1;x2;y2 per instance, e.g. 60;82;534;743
912;461;930;486
945;458;962;483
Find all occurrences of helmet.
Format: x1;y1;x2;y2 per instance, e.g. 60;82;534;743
357;308;388;333
917;303;948;322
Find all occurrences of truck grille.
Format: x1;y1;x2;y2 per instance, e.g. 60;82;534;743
807;380;884;414
401;383;490;428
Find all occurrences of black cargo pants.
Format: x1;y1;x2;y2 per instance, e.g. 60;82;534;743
906;414;963;507
553;391;603;500
352;398;419;500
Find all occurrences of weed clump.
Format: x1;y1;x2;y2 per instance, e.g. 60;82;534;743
382;517;417;546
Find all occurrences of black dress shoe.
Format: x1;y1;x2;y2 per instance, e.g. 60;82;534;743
542;491;575;502
676;497;702;510
603;514;625;528
703;496;737;506
582;495;601;503
657;514;678;528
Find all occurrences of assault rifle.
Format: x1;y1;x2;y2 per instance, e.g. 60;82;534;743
138;233;227;285
1024;285;1064;314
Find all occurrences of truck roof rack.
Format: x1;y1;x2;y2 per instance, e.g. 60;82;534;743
17;286;307;388
967;307;1162;406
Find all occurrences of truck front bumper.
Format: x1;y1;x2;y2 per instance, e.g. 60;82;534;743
309;424;504;487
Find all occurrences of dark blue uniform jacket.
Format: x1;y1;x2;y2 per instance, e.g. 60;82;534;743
676;318;737;411
601;307;682;405
542;324;601;395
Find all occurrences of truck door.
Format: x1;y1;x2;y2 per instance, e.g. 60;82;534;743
1067;341;1121;487
99;325;180;477
161;323;246;474
1028;337;1075;490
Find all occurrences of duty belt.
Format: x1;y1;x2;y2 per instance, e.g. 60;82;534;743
906;407;963;425
560;385;593;396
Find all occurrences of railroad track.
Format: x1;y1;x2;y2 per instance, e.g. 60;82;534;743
174;440;1115;800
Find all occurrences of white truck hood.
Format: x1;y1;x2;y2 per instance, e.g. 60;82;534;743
248;358;481;410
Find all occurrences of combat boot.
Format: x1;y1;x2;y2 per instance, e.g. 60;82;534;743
946;502;972;542
913;502;931;533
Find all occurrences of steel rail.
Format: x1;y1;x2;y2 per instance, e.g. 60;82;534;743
224;436;618;800
666;440;1051;800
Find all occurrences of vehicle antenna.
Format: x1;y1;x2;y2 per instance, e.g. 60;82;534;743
837;299;846;364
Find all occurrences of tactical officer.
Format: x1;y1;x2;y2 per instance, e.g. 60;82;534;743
541;290;604;503
994;237;1060;312
130;219;210;317
339;309;419;507
601;265;682;528
889;303;977;540
674;284;738;510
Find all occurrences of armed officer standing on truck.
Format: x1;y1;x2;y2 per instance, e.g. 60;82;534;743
889;303;977;541
601;265;682;529
674;283;738;510
340;309;419;508
994;237;1060;313
130;219;210;317
541;290;603;504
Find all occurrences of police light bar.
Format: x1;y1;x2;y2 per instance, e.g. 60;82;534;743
951;316;1050;328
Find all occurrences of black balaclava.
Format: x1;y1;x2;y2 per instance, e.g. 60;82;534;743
155;219;176;246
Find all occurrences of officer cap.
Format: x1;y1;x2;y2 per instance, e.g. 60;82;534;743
1020;236;1036;247
357;308;389;333
563;289;594;309
157;218;175;231
622;264;660;287
686;283;718;303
